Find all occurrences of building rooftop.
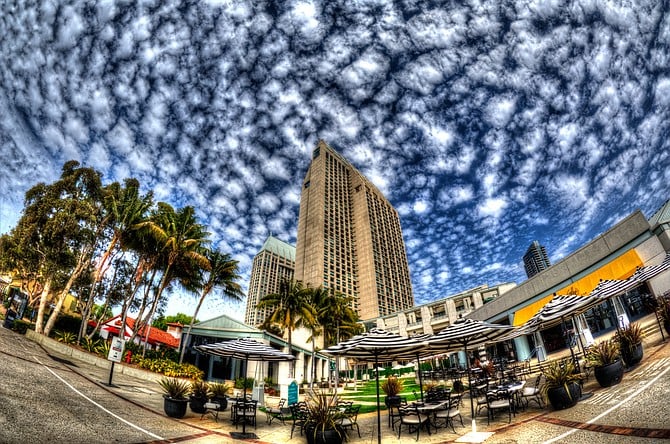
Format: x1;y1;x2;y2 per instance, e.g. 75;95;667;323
260;235;295;262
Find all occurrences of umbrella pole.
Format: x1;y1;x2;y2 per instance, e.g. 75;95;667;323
375;354;382;444
243;356;248;435
416;353;424;403
465;342;477;433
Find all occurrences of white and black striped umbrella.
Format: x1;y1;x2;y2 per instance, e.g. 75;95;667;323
195;338;295;438
427;318;514;434
521;294;601;331
589;278;638;302
629;253;670;285
322;328;430;444
195;337;296;362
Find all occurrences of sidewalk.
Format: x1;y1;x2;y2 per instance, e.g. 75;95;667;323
31;316;670;444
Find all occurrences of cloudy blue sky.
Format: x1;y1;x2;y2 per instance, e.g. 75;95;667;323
1;1;669;321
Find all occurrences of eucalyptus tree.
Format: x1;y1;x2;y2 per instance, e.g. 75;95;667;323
132;203;210;349
256;278;316;378
179;249;244;363
6;161;104;335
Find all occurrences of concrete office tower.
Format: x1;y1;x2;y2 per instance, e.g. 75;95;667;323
523;240;551;278
244;236;296;327
295;140;414;320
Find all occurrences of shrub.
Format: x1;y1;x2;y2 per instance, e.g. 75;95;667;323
54;330;77;344
209;381;232;399
11;319;32;334
235;377;254;390
81;337;102;353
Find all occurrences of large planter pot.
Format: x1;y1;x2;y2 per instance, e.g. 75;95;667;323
594;360;624;387
546;382;581;410
163;396;189;418
621;342;644;367
384;395;401;407
305;425;344;444
212;396;228;411
189;395;208;414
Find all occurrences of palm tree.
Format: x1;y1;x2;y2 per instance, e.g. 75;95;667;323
77;178;153;342
316;290;362;387
179;249;244;363
256;278;316;378
133;203;210;351
304;286;329;386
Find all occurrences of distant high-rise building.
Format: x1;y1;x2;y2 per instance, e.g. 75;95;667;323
244;236;295;327
523;240;551;278
294;140;414;320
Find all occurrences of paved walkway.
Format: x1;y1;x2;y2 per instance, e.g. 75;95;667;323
29;315;670;444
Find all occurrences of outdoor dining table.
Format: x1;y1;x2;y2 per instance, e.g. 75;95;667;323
413;400;450;433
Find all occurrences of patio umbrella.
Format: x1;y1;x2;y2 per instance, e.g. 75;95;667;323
628;253;670;286
322;328;430;444
516;294;601;369
426;318;514;436
195;337;295;439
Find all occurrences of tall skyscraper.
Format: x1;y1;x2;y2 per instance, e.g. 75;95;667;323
523;240;551;278
295;140;414;320
244;236;295;327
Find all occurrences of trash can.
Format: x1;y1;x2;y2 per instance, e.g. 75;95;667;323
3;309;16;329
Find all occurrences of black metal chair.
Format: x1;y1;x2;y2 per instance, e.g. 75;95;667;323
433;392;463;433
486;390;512;424
289;402;309;439
338;404;361;439
520;374;544;409
396;404;430;441
265;398;287;425
387;396;407;430
233;399;257;429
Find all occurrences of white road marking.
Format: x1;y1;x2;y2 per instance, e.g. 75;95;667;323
543;360;670;443
34;356;164;440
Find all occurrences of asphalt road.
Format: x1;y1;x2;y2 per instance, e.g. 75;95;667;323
0;325;200;444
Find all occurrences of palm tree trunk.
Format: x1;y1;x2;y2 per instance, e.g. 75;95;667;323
179;288;209;364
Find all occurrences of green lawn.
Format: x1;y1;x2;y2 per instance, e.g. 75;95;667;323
337;377;422;414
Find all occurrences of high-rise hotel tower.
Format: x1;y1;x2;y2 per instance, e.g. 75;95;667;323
295;140;414;320
244;236;296;327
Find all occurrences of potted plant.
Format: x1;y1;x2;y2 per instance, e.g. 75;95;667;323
158;377;191;418
381;376;403;407
616;322;644;367
189;380;209;414
587;339;624;387
540;359;582;410
657;296;670;335
303;390;345;444
208;381;231;410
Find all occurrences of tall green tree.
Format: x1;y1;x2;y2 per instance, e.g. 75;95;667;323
6;161;104;335
316;289;362;387
256;278;316;378
179;249;244;363
132;203;210;349
77;178;153;342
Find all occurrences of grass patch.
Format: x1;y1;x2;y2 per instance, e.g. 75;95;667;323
337;377;423;414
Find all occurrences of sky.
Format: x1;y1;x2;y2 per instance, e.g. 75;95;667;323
1;1;670;323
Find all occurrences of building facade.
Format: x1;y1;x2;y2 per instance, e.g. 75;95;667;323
370;282;516;336
523;240;551;278
244;236;296;327
470;207;670;361
294;140;414;320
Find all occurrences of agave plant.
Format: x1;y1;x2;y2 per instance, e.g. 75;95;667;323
54;330;76;344
158;377;191;400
